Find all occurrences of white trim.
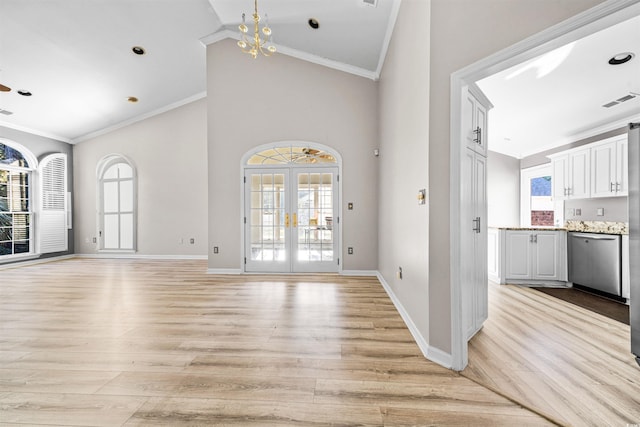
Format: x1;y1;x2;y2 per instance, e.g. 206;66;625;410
376;272;453;369
0;121;72;144
73;92;207;144
340;270;378;277
76;253;207;260
449;0;640;372
207;268;242;275
0;254;73;270
374;0;402;81
200;31;379;81
240;141;343;274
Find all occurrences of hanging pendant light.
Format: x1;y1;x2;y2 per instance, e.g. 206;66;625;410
237;0;276;59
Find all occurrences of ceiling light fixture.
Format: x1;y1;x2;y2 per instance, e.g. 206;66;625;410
0;83;11;92
127;96;139;103
17;90;32;96
308;18;319;29
608;52;634;65
132;46;146;55
237;0;276;59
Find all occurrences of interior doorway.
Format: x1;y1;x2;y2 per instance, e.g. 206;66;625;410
242;144;341;273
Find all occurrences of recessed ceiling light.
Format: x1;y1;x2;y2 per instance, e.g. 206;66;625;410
308;18;319;29
17;90;32;96
608;52;634;65
132;46;146;55
0;83;11;92
127;96;139;103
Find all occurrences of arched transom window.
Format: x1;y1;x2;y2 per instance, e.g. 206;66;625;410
247;146;338;165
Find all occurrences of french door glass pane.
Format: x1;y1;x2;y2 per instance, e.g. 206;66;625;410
250;172;286;262
296;172;333;262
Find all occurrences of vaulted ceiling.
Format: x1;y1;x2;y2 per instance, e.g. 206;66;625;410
0;0;638;156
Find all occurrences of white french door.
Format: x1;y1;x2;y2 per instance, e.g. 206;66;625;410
244;167;339;273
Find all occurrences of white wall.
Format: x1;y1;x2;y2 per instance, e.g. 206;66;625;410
487;150;520;227
427;0;604;354
378;0;431;348
73;98;208;257
207;40;378;272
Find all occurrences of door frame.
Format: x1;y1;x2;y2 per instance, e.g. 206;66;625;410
449;0;640;371
240;141;343;274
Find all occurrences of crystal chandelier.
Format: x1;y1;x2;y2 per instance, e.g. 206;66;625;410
237;0;276;59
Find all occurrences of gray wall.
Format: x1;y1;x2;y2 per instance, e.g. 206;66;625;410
427;0;603;354
566;197;628;222
0;125;75;260
378;0;431;345
207;40;378;272
487;150;520;227
73;98;208;257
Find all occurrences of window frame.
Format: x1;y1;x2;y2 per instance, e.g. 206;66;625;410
96;155;137;253
0;139;38;262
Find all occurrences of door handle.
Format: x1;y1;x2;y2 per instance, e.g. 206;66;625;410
285;213;290;228
293;213;298;228
472;217;481;233
473;127;482;145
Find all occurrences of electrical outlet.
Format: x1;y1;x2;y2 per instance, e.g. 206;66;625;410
348;202;354;210
597;208;604;216
190;238;195;244
92;237;97;243
213;246;219;254
397;266;403;280
575;208;581;216
348;247;353;255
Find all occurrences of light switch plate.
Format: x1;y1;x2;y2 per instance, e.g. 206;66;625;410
597;208;604;216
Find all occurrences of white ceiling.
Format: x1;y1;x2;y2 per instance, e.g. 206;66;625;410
2;1;638;153
0;0;399;143
477;13;640;159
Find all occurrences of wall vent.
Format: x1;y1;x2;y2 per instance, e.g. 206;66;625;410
0;108;13;115
362;0;377;7
616;94;636;103
603;101;619;108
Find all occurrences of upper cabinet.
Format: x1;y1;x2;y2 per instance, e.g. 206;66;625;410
549;135;628;200
591;136;628;197
462;85;490;156
549;147;590;200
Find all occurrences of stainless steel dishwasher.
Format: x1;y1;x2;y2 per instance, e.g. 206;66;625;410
568;232;622;296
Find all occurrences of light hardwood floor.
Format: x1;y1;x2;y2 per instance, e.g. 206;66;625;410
463;281;640;427
0;258;635;426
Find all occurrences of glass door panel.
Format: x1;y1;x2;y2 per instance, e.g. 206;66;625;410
245;169;289;272
244;167;338;273
293;169;338;272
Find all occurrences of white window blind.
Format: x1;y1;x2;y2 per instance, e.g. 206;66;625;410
38;153;68;253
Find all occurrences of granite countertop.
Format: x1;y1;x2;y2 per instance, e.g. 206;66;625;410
490;221;628;235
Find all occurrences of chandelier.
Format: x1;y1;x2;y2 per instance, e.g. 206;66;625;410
237;0;276;59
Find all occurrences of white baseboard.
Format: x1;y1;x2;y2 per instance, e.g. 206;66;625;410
341;270;378;277
207;268;242;275
376;272;453;370
75;253;208;260
0;254;74;270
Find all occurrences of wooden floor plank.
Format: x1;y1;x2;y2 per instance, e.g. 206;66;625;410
5;258;632;426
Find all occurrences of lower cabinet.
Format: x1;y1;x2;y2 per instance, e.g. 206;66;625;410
501;230;568;284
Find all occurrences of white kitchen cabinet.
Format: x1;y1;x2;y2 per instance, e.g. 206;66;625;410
591;136;628;197
503;230;567;283
461;147;488;341
462;85;489;156
550;148;590;200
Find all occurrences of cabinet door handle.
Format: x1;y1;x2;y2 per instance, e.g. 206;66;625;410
534;234;537;243
473;127;482;145
472;217;481;233
611;182;615;192
616;182;621;192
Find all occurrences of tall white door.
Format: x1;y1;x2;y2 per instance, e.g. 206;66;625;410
244;167;339;273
